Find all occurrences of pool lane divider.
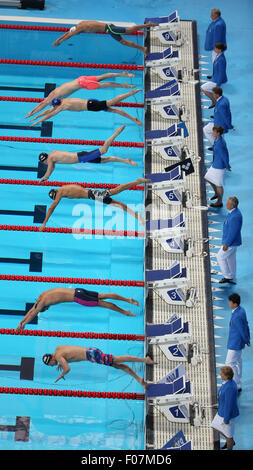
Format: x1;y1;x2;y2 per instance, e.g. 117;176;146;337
0;59;144;71
0;205;46;223
0;328;145;341
0;121;53;137
0;387;145;400
0;24;144;36
0;225;145;238
0;179;144;190
0;136;144;147
0;96;144;108
0;274;144;287
0;252;43;272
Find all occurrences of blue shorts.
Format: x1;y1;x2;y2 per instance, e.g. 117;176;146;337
77;149;101;163
86;348;114;366
105;23;126;42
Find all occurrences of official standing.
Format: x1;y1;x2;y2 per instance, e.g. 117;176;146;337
204;8;226;62
217;196;243;284
203;86;232;146
201;43;227;108
211;366;239;450
225;293;250;392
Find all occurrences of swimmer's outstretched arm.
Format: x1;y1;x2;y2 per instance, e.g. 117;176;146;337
25;98;51;119
29;106;62;126
15;298;44;331
39;161;55;183
39;194;62;231
52;28;80;47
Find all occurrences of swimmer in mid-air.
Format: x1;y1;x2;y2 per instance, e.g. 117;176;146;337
38;176;149;230
42;344;155;386
28;88;142;127
52;20;157;56
38;126;137;182
25;72;136;119
15;287;139;331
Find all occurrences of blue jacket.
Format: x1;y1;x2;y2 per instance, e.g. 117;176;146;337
218;379;239;422
214;96;232;132
227;306;250;350
212;52;227;86
205;17;226;51
222;207;243;246
212;136;230;169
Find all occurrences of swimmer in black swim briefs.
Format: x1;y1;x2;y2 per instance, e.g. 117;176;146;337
15;287;141;331
38;126;137;182
29;89;143;127
38;177;150;231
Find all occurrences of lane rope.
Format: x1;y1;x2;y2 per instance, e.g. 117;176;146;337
0;274;145;287
0;59;144;71
0;24;144;36
0;328;145;341
0;225;145;238
0;178;144;190
0;96;144;108
0;387;145;400
0;136;144;147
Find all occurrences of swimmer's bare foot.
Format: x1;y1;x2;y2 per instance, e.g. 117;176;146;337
125;158;138;166
131;88;142;95
136;177;151;184
121;72;135;78
145;355;155;365
124;310;136;317
146;21;158;27
134;118;143;126
128;298;139;306
123;83;136;88
143;46;148;58
139;378;147;389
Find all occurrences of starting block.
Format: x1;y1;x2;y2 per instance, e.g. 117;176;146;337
145;11;181;33
147;313;202;365
145;123;189;159
147;364;204;425
145;46;181;67
149;64;198;85
146;212;187;239
145;79;181;106
149;143;200;163
147;166;186;203
160;430;192;450
146;261;198;307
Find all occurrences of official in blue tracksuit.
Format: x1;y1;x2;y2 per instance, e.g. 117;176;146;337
217;196;243;283
211;366;239;450
205;9;226;62
225;293;250;392
205;126;230;207
203;86;232;145
201;43;227;107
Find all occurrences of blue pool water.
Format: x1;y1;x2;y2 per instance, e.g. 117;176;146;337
0;21;145;450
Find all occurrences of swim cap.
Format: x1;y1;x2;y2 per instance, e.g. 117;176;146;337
51;98;62;107
39;152;48;162
69;26;76;33
42;354;52;365
49;189;57;200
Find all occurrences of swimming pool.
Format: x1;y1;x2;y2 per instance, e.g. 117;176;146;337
0;21;146;450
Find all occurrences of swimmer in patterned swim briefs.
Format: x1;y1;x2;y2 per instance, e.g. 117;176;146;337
25;72;136;119
38;176;150;231
52;19;157;55
42;344;155;386
15;287;140;331
28;88;143;126
38;126;137;182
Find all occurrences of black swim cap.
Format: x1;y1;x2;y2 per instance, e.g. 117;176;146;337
39;152;48;162
42;354;52;365
49;189;57;200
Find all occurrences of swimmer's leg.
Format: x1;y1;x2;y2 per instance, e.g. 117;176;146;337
112;363;147;388
106;88;142;107
97;82;135;89
98;293;139;306
96;72;135;81
119;38;146;55
98;299;136;316
110;177;150;195
113;354;155;365
100;156;137;166
110;199;145;226
98;125;125;155
107;106;142;126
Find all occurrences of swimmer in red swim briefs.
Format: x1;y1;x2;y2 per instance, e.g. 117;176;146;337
42;344;155;386
25;71;136;119
15;287;140;331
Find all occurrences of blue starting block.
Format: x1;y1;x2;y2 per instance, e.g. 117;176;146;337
145;46;181;67
160;430;192;450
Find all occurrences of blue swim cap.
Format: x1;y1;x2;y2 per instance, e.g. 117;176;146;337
51;98;62;107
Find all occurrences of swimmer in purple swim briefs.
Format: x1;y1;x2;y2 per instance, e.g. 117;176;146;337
42;344;155;386
38;126;137;182
15;287;140;331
